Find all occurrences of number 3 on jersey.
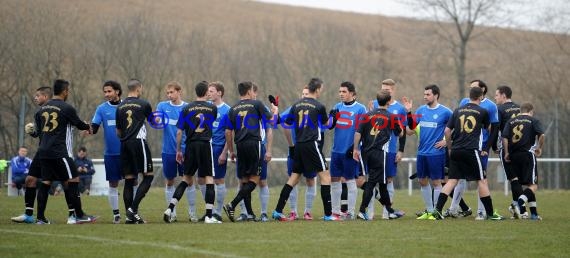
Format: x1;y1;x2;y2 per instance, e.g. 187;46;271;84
41;112;59;132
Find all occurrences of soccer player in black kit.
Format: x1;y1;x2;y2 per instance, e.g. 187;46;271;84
163;81;221;224
271;78;337;221
352;91;403;220
223;81;278;222
35;79;96;224
502;102;545;220
433;87;503;220
116;79;154;224
492;85;524;217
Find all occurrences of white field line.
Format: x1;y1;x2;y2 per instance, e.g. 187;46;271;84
0;229;246;258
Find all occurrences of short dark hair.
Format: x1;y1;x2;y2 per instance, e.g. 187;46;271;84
78;146;87;152
424;84;440;100
36;86;53;98
470;79;488;95
209;81;225;97
469;86;483;100
376;90;392;106
496;85;512;99
127;79;142;92
520;102;534;113
237;81;254;96
53;79;70;96
308;78;323;93
195;81;209;97
340;81;356;94
103;80;122;97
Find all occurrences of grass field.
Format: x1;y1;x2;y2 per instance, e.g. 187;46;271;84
1;187;569;258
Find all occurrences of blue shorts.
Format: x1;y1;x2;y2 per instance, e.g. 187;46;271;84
236;144;267;180
385;152;398;178
329;152;359;179
162;153;184;180
287;149;317;178
212;144;227;180
104;155;122;182
417;154;446;180
480;154;488;171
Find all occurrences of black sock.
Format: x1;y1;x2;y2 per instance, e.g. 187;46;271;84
359;181;368;191
205;184;215;217
510;180;523;202
67;182;83;217
231;181;256;209
123;178;136;211
36;183;50;220
459;198;470;212
527;189;537;215
340;182;348;213
275;184;293;213
359;181;375;213
321;185;332;216
377;183;394;213
24;186;37;216
244;191;254;216
132;175;154;212
449;188;455;197
480;195;494;216
435;193;449;212
169;181;189;211
520;188;534;214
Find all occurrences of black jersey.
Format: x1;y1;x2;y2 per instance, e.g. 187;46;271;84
35;99;90;159
228;99;272;144
502;114;544;153
284;97;328;143
357;108;401;153
116;97;152;141
177;101;217;143
447;103;490;151
496;101;520;149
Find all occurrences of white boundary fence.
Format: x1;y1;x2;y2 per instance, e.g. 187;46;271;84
7;157;570;196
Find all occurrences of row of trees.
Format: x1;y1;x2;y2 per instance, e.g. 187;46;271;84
0;0;567;187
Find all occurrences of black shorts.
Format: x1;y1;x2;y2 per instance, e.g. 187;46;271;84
121;139;153;176
510;151;538;185
364;149;386;183
293;141;328;174
184;141;214;177
40;157;78;182
236;140;262;178
499;149;516;180
448;149;486;181
28;153;42;178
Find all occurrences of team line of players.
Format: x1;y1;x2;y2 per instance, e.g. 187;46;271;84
11;77;545;224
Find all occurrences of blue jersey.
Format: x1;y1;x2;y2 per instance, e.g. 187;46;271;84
212;102;231;146
281;106;297;143
156;101;187;154
459;98;498;144
92;101;122;155
332;101;367;154
374;100;408;153
414;104;452;156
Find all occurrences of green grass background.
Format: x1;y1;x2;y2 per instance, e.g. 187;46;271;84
1;187;569;258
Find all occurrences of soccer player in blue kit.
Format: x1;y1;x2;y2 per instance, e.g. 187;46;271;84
403;84;452;220
330;81;367;219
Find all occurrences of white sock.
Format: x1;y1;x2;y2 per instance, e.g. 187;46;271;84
259;185;269;214
347;180;357;215
421;184;433;212
367;188;375;218
450;179;466;210
304;185;316;213
331;182;342;214
166;185;176;215
433;184;442;210
215;184;226;215
477;187;485;215
108;187;119;211
383;182;395;216
199;184;206;200
289;185;298;214
186;185;196;216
